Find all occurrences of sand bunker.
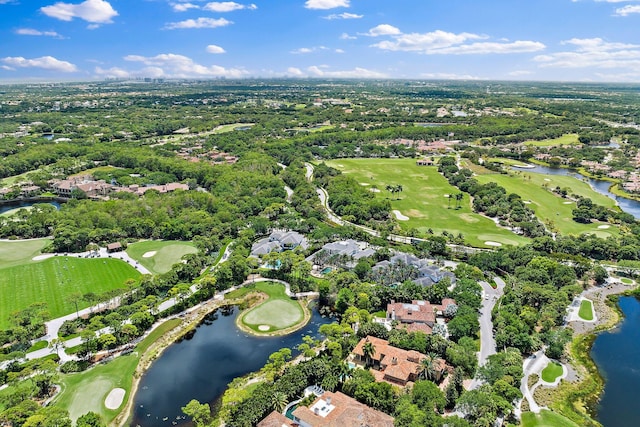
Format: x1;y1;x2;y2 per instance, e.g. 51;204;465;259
563;201;573;204
32;254;55;261
142;251;157;258
359;183;370;186
597;225;610;229
523;201;532;204
105;388;125;410
544;178;551;182
258;325;270;331
370;188;380;193
393;210;409;221
484;241;503;247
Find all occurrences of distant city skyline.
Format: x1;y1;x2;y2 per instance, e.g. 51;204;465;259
2;0;640;82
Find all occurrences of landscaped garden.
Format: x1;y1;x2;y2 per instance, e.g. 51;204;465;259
324;158;529;248
578;299;594;321
237;282;306;335
0;256;140;329
126;240;198;275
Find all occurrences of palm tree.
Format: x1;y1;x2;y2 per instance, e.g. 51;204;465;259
271;391;288;413
385;184;395;198
455;192;464;209
420;352;440;381
362;340;376;368
394;184;403;199
447;194;452;208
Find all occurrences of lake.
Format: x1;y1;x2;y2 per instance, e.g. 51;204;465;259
130;304;331;427
0;200;61;215
591;296;640;426
512;164;640;219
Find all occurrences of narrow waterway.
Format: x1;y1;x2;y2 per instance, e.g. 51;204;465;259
512;165;640;219
130;305;330;427
591;296;640;427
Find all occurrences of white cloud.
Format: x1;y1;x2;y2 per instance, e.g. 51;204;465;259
15;28;63;38
172;2;199;12
203;2;256;12
615;5;640;15
1;56;77;72
421;72;482;80
533;38;640;70
287;65;386;78
40;0;118;24
290;46;330;54
164;17;232;29
335;48;345;53
206;44;226;54
305;0;349;10
370;27;545;55
365;24;401;37
340;32;356;40
324;12;362;19
94;66;130;78
123;53;248;78
508;70;533;76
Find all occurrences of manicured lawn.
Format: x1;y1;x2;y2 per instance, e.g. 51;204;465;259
521;410;579;427
524;134;579;147
541;361;564;383
54;318;180;423
126;240;198;275
578;299;594;321
475;172;619;238
0;257;140;329
324;158;529;248
621;278;633;284
214;123;255;133
239;282;304;333
0;238;50;268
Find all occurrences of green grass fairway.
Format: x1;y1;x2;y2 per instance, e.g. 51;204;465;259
578;299;594;321
126;240;198;275
54;318;180;422
0;257;140;329
541;361;564;383
240;282;304;333
475;172;619;238
324;159;529;248
0;238;50;269
521;410;579;427
214;123;255;133
524;134;579;147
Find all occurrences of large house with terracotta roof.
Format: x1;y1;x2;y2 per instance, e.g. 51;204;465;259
290;390;394;427
351;336;445;386
386;298;456;335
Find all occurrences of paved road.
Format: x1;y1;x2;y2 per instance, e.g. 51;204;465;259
468;276;505;390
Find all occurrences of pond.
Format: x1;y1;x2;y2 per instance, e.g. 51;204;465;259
511;164;640;219
0;200;61;215
591;296;640;426
131;304;331;427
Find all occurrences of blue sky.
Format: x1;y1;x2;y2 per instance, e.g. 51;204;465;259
1;0;640;82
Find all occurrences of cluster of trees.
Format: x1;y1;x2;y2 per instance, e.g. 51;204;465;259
572;196;636;225
439;157;547;237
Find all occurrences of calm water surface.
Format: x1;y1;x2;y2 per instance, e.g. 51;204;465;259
591;296;640;426
131;305;330;427
0;200;60;214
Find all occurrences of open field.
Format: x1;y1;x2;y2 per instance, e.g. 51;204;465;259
70;165;121;177
213;123;255;133
126;240;198;275
542;362;564;383
475;172;619;238
578;300;594;321
239;282;304;333
0;257;140;329
0;238;50;268
520;410;580;427
524;134;579;147
325;159;529;248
